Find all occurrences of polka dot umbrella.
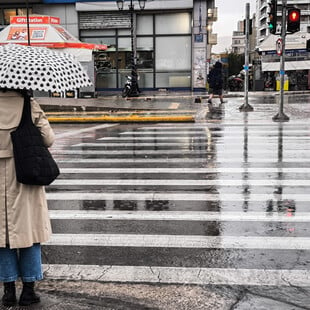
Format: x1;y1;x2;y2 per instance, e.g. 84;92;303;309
0;44;92;92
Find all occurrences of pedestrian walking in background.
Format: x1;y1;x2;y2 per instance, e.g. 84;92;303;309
0;88;55;307
207;61;225;104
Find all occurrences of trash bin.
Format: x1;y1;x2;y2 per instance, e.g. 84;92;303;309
254;79;264;91
276;75;289;91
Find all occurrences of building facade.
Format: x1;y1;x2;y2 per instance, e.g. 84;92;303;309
232;20;246;54
0;0;218;92
255;0;310;90
256;0;310;44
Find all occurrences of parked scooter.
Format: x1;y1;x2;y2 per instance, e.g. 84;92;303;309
122;75;133;98
227;74;244;91
122;73;141;98
264;76;274;90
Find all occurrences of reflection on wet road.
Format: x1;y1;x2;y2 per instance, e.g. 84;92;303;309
43;97;310;288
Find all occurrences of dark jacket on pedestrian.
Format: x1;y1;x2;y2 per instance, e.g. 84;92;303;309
208;62;223;91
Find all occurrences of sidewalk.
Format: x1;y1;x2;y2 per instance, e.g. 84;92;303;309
3;280;236;310
37;90;310;123
37;90;235;123
3;279;309;310
37;91;204;123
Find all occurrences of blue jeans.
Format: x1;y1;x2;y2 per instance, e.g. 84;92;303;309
0;244;43;282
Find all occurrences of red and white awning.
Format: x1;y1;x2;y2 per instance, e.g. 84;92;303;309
0;15;107;52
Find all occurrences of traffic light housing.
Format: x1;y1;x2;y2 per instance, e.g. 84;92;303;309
243;19;253;35
268;0;277;34
287;8;301;33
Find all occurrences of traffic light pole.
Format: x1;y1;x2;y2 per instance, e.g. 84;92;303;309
239;3;253;112
273;0;289;122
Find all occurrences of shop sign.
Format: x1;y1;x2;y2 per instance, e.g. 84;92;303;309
10;16;60;25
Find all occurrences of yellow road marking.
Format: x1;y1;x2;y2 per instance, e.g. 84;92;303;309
48;115;194;123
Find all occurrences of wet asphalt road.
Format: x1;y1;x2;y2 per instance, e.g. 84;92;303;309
22;92;310;309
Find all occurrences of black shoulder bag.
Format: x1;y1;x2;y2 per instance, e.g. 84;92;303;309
10;95;60;186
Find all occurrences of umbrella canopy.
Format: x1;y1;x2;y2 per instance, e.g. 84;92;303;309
0;44;92;92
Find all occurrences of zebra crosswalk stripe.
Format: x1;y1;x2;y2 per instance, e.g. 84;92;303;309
45;234;310;250
48;210;310;222
55;158;310;163
58;167;310;173
47;192;310;201
51;178;310;186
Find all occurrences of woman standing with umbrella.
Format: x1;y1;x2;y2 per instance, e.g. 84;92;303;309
0;88;55;306
0;44;92;307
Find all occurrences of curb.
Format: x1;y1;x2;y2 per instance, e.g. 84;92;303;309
47;114;195;123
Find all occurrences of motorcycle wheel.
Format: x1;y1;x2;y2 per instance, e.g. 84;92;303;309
122;85;131;98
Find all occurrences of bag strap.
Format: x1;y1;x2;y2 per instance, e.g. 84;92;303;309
18;94;33;128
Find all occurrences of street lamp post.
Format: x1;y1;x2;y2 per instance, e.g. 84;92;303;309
26;0;31;46
117;0;145;97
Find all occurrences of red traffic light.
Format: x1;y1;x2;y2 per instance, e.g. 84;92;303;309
287;8;301;33
288;9;300;22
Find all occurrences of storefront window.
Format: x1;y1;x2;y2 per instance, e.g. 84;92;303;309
156;72;191;88
118;29;131;36
17;8;29;16
137;37;153;51
4;9;16;25
95;51;117;89
89;11;192;90
137;15;153;35
118;37;131;50
137;51;153;69
95;52;117;72
156;13;191;35
156;36;191;88
3;8;32;25
93;35;116;89
115;50;153;70
156;36;191;71
83;37;114;46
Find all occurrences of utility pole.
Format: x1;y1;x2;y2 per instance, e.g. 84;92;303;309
239;3;253;112
272;0;289;122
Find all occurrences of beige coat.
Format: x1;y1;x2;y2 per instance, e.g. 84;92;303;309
0;91;54;249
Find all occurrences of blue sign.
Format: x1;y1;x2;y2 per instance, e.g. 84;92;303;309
264;49;307;56
194;34;203;43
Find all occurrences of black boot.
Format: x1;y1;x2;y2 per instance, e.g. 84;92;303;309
19;282;40;306
2;281;17;306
